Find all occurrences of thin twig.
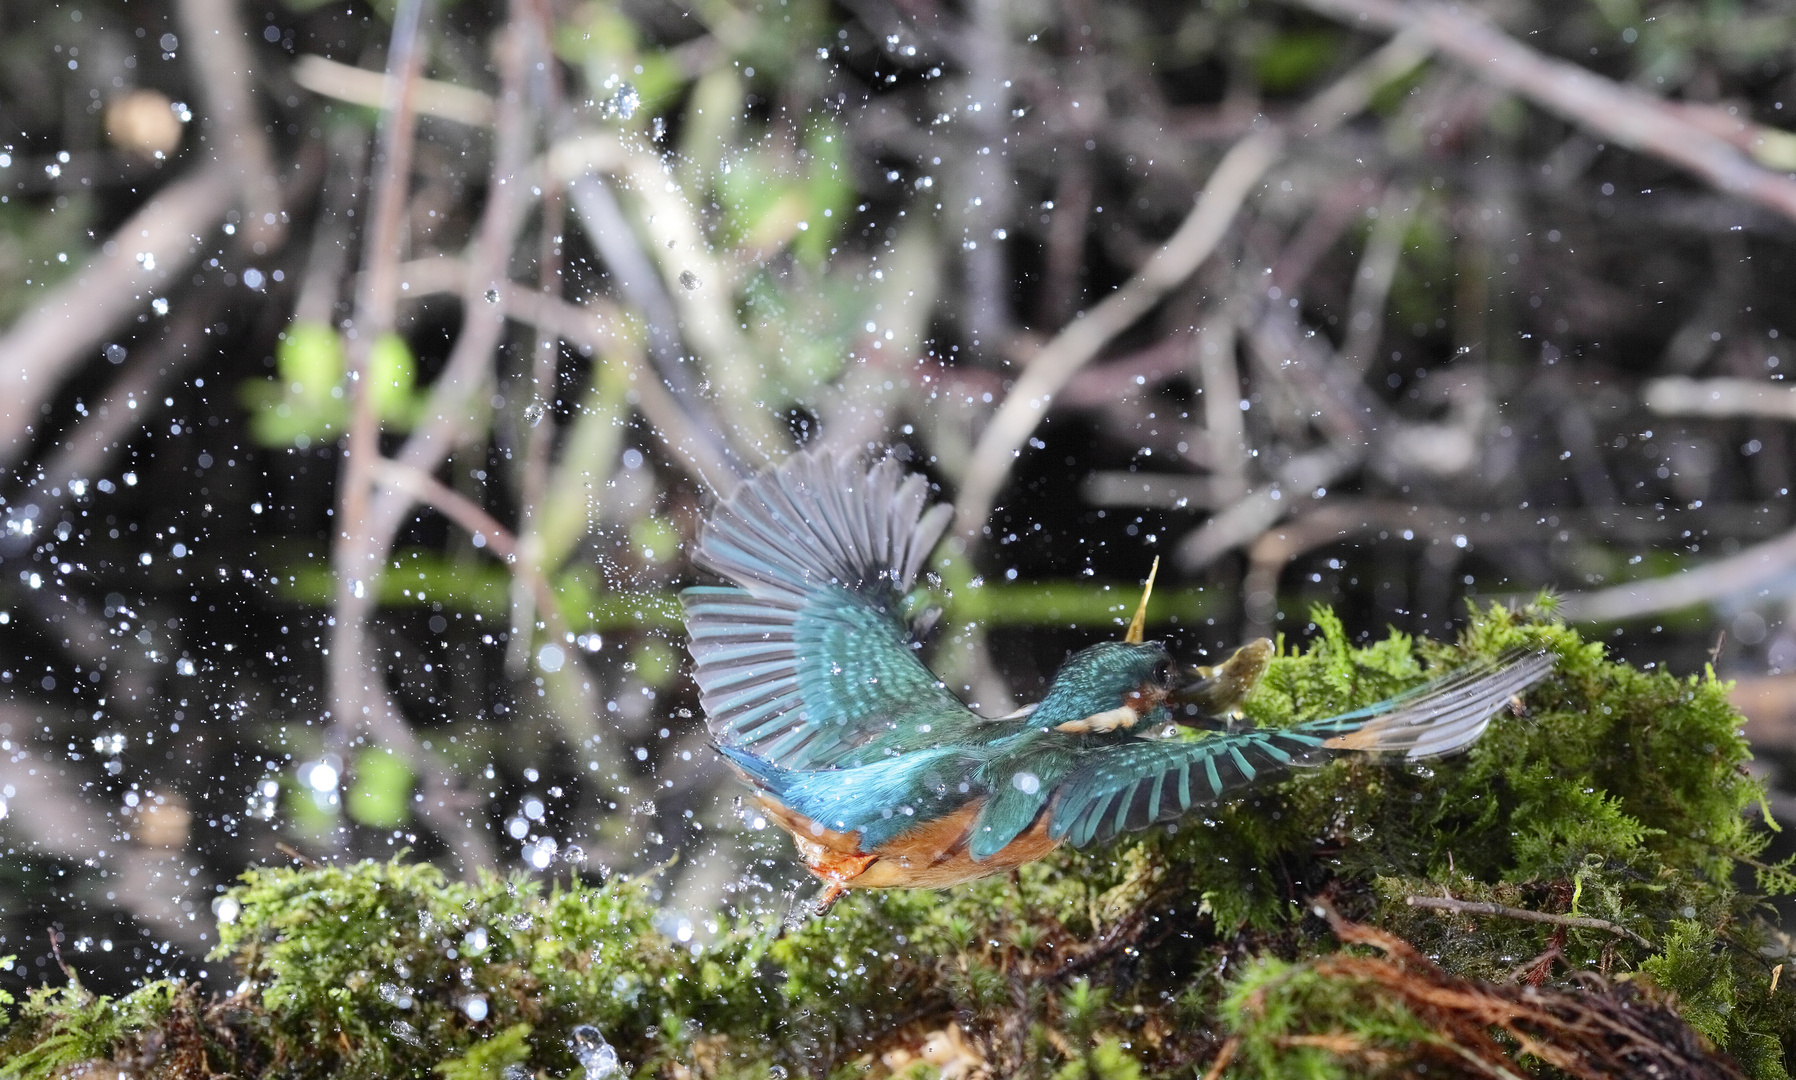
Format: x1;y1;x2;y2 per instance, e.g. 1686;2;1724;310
318;0;501;872
556;132;772;460
1201;1036;1240;1080
950;29;1430;554
372;460;575;656
1337;184;1415;380
510;10;568;677
292;54;498;127
1288;0;1796;224
386;256;740;488
19;295;217;508
175;0;282;246
1406;895;1654;949
330;0;429;745
1176;446;1362;572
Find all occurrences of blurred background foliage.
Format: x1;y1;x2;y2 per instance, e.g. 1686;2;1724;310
1;0;1796;1060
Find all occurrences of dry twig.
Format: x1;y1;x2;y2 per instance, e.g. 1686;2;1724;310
175;0;282;246
951;29;1431;554
292;54;498;127
1290;0;1796;223
1297;899;1745;1080
1405;895;1654;949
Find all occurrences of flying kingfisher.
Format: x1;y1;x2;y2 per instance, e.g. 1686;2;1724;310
681;450;1554;911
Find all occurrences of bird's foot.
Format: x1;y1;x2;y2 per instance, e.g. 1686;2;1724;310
811;880;849;916
799;849;878;915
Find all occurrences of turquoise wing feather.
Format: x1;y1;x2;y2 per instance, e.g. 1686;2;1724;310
1050;650;1555;848
682;450;975;771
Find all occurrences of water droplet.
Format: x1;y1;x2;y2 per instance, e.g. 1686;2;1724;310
306;761;339;792
484;288;500;304
1011;771;1041;795
523;401;547;427
524;836;558;869
570;1025;621;1078
464;926;488;954
605;85;640;120
678;270;700;290
461;995;488;1022
390;1019;422;1046
211;896;240;924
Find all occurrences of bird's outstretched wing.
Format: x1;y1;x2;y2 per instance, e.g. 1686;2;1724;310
682;450;974;770
1050;650;1555;848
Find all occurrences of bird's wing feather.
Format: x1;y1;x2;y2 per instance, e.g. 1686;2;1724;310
682;450;972;771
1051;650;1554;848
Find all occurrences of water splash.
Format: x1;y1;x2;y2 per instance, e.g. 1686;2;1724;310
604;85;640;120
569;1024;621;1078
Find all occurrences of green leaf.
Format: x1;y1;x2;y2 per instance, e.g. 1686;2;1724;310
369;331;418;424
278;320;345;400
347;748;413;828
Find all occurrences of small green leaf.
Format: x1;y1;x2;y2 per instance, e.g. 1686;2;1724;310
347;748;413;828
278;320;344;400
369;331;418;423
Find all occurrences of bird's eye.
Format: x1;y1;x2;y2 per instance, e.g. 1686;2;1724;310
1153;659;1172;684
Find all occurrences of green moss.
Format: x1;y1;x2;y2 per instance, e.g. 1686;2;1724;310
2;605;1789;1077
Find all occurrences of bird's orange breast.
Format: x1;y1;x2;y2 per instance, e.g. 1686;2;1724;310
751;792;1063;891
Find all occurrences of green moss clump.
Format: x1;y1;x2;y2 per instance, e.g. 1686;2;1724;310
2;605;1790;1078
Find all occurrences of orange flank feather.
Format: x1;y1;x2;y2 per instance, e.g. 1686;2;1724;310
747;792;1065;894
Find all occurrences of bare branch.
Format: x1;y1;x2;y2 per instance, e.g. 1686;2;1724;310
24;296;218;505
292;54;498;127
1644;376;1796;421
331;0;430;743
387;256;740;488
0;163;234;474
1554;526;1796;623
1289;0;1796;224
175;0;282;246
1176;447;1362;572
950;30;1430;554
1338;185;1416;380
1406;895;1653;949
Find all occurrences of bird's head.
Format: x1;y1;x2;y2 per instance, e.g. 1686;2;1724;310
1034;641;1177;730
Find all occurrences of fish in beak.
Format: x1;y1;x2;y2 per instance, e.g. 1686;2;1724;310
1170;638;1274;724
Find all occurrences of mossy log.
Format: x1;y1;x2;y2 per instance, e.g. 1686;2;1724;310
3;605;1792;1079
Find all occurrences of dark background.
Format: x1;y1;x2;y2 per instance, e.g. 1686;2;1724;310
2;0;1795;997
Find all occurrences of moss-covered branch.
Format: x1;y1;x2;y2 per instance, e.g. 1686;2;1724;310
3;605;1791;1079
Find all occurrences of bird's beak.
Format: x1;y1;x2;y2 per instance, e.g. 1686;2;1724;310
1170;638;1274;719
1122;557;1160;644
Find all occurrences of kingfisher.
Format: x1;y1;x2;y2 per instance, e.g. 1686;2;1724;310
681;450;1553;911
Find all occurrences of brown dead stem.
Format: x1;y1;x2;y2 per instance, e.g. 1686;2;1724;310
1304;898;1749;1080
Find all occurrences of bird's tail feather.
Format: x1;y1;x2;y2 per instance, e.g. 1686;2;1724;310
1296;648;1556;759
